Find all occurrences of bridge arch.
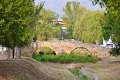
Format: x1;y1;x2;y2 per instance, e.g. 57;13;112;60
37;47;56;55
70;47;92;55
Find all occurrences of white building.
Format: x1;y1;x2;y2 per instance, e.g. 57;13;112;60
101;37;116;48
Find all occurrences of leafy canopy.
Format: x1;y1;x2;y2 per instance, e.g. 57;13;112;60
63;1;104;44
0;0;35;48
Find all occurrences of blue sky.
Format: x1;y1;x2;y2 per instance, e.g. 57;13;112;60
35;0;103;16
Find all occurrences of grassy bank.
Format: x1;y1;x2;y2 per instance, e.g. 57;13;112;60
70;69;88;80
32;54;98;63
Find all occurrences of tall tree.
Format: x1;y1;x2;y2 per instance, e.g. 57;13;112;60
92;0;120;55
73;11;104;44
0;0;43;58
36;8;60;41
63;1;104;44
63;1;82;38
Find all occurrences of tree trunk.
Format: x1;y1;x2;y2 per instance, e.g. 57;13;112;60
13;48;15;59
19;48;21;58
45;32;48;41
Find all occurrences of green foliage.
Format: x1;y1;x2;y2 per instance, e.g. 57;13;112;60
63;1;104;44
0;0;44;58
63;1;84;38
73;11;104;43
32;54;98;63
38;47;56;55
37;24;61;41
93;0;120;55
35;8;61;40
100;0;120;43
110;44;120;56
0;0;35;48
105;0;120;56
70;69;89;80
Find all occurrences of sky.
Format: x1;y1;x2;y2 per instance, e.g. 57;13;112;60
35;0;103;16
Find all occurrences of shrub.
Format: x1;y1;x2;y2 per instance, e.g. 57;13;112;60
110;44;120;56
32;54;98;63
38;47;56;55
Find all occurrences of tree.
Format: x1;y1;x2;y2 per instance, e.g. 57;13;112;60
0;0;43;58
36;8;61;41
73;11;104;44
63;1;83;38
92;0;120;55
63;1;104;44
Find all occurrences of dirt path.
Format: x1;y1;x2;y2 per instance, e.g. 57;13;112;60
0;58;76;80
59;56;120;80
79;57;120;80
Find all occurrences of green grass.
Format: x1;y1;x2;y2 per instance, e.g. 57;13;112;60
70;69;89;80
32;54;98;63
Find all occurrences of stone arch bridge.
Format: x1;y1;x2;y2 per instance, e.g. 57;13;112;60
38;40;110;58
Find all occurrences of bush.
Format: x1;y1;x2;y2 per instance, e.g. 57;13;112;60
32;54;98;63
38;47;56;55
110;44;120;56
